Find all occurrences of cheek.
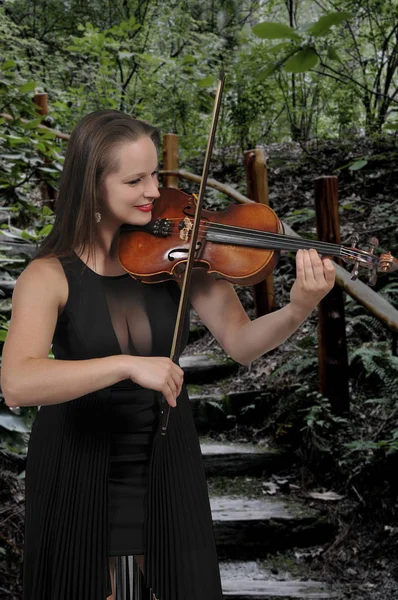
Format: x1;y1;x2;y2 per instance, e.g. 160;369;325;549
103;183;137;208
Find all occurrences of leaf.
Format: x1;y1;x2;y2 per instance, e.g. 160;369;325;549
182;55;196;64
38;166;59;173
284;47;319;73
327;46;341;61
118;51;134;60
252;22;300;41
21;118;42;130
0;329;7;342
384;123;398;130
38;224;53;236
308;490;344;501
18;81;37;94
258;47;301;80
349;159;368;171
0;412;30;433
197;75;216;88
308;12;352;37
1;59;17;71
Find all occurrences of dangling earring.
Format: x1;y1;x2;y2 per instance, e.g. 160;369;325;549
95;211;102;223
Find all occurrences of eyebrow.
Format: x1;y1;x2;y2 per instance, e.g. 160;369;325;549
124;167;159;180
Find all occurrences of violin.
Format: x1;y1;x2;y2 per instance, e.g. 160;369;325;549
118;187;398;286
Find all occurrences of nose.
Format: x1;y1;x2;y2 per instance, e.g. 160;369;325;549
144;177;160;199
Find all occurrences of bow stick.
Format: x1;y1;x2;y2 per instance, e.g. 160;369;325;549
161;71;225;434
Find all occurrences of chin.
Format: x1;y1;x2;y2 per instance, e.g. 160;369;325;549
123;212;152;226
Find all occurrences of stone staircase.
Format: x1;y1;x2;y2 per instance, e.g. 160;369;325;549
183;354;342;600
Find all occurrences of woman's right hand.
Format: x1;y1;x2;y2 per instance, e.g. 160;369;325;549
126;356;184;407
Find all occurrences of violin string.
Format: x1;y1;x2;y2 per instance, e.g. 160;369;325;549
165;220;342;253
147;218;376;263
166;222;346;256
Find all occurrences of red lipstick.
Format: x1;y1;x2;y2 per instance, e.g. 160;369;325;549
135;203;153;212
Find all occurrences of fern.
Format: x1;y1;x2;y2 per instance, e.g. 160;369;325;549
347;313;382;339
349;343;398;395
270;353;318;380
380;281;398;308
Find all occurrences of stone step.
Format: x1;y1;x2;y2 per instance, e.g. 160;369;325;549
190;391;274;432
180;354;239;384
220;561;337;599
200;440;289;477
210;494;335;559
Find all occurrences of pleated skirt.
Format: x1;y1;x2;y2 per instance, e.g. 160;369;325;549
107;388;160;557
22;386;222;599
22;388;159;600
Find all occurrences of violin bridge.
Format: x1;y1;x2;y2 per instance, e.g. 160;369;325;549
179;216;193;242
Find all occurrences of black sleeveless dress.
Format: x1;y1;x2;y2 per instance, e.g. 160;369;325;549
22;253;223;600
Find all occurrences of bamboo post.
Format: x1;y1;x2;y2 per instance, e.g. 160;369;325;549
244;147;275;317
33;92;48;116
34;92;56;210
314;176;350;414
162;134;179;188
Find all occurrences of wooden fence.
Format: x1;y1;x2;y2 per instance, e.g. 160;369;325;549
2;96;398;415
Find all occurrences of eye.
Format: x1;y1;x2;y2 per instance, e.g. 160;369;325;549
127;178;141;186
127;169;159;186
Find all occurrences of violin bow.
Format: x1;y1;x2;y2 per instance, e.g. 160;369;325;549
161;71;225;435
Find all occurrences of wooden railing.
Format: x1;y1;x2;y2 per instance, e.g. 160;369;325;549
3;97;398;414
161;135;398;415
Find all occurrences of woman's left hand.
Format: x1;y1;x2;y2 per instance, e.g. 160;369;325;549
289;248;336;320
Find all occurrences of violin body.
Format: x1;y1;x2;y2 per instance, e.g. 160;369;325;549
118;187;397;286
118;187;283;285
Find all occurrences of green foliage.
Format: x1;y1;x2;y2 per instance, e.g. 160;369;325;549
269;335;319;381
307;12;353;37
350;342;398;395
251;22;300;40
252;11;351;75
284;48;319;73
301;392;348;432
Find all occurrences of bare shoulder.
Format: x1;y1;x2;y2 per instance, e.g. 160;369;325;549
15;256;69;314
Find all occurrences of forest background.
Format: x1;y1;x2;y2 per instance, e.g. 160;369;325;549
0;0;398;598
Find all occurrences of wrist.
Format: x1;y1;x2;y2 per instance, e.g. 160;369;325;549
286;301;313;325
115;354;136;380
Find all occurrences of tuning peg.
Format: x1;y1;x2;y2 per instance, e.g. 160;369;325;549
351;262;360;280
349;232;361;279
368;236;379;254
350;232;360;247
379;252;394;272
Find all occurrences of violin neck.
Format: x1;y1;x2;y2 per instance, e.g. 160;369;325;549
205;223;375;266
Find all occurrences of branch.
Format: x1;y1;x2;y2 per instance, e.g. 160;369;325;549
319;61;398;105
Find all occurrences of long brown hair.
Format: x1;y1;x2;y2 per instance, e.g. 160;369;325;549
34;110;160;262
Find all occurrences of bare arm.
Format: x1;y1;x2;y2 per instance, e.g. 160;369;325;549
1;258;183;408
189;249;336;366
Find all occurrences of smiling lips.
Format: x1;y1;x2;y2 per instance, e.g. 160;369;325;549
135;203;153;212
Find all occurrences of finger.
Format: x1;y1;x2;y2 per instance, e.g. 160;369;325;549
171;370;183;398
168;372;179;400
302;249;316;284
296;249;305;282
163;382;177;407
172;365;184;394
322;257;336;285
309;248;324;282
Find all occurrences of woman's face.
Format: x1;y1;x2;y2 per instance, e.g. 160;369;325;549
100;136;160;226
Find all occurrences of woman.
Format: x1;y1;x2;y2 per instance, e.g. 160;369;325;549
1;110;335;600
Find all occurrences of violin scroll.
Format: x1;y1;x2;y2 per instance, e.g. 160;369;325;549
379;252;398;274
346;234;398;286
